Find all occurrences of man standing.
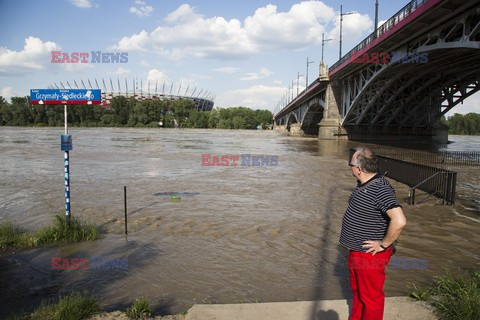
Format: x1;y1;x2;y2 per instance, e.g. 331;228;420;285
340;146;407;320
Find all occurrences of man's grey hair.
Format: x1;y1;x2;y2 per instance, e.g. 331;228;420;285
352;146;378;173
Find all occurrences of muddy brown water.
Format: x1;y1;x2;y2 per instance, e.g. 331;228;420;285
0;127;479;317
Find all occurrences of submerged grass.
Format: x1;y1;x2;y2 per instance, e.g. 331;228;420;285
0;215;98;249
10;291;100;320
0;221;25;248
410;269;480;320
126;297;153;319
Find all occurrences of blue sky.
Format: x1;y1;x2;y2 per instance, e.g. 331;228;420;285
0;0;478;114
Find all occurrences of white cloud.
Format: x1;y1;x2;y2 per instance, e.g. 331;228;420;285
165;4;201;24
111;67;131;77
327;11;373;48
244;2;334;51
149;12;252;59
213;67;240;74
70;0;92;8
112;30;149;52
146;69;170;91
130;0;153;17
0;86;14;101
216;85;286;111
112;1;368;61
0;36;60;74
240;67;273;81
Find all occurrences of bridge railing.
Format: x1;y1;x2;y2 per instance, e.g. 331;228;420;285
330;0;430;73
274;79;321;117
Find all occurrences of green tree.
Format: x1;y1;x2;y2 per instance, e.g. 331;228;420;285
208;108;219;128
446;113;480;135
232;116;247;129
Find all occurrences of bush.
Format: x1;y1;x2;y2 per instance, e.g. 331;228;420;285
0;215;98;249
126;297;153;319
11;291;100;320
0;221;25;248
410;269;480;320
33;215;99;246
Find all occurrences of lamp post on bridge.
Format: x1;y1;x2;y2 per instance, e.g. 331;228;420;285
291;80;295;100
306;57;314;92
297;71;303;96
375;0;379;32
322;33;334;63
339;5;355;60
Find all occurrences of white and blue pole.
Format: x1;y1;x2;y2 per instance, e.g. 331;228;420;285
64;148;71;222
62;104;72;222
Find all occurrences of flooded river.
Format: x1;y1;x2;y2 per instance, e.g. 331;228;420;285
0;127;479;316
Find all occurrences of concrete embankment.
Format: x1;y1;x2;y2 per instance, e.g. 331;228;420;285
183;297;437;320
90;296;437;320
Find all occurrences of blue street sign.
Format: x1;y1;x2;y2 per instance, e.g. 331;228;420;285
30;89;101;105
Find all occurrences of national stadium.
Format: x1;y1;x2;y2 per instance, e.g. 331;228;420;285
48;78;215;111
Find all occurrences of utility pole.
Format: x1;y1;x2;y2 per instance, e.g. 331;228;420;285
297;71;303;95
306;57;314;91
322;33;334;63
292;80;295;100
340;5;355;59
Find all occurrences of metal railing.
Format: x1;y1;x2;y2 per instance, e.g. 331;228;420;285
330;0;430;73
349;149;457;205
369;148;480;168
377;156;457;205
274;78;321;117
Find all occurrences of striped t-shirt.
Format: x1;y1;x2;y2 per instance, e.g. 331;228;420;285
340;174;401;252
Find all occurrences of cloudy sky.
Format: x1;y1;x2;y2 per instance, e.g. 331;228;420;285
0;0;478;114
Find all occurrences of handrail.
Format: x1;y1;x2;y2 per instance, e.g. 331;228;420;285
329;0;430;73
408;172;441;205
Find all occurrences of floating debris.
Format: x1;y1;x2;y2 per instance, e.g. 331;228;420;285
154;192;199;197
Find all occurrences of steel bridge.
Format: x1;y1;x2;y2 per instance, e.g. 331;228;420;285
274;0;480;142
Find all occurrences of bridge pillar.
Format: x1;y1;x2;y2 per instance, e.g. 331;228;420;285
318;83;347;140
289;123;304;136
432;121;448;144
274;124;288;133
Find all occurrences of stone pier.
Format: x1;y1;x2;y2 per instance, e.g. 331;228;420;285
274;124;288;133
289;123;304;136
318;83;347;140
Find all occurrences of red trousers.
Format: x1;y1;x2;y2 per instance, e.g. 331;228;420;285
348;248;392;320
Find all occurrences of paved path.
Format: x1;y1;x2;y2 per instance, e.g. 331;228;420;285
185;297;437;320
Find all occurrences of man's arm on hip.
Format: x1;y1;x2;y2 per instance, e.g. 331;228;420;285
382;207;407;247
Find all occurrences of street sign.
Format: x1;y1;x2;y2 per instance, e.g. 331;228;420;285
30;89;101;105
29;88;102;223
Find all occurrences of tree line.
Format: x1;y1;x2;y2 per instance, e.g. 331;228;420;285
441;113;480;135
0;96;273;129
